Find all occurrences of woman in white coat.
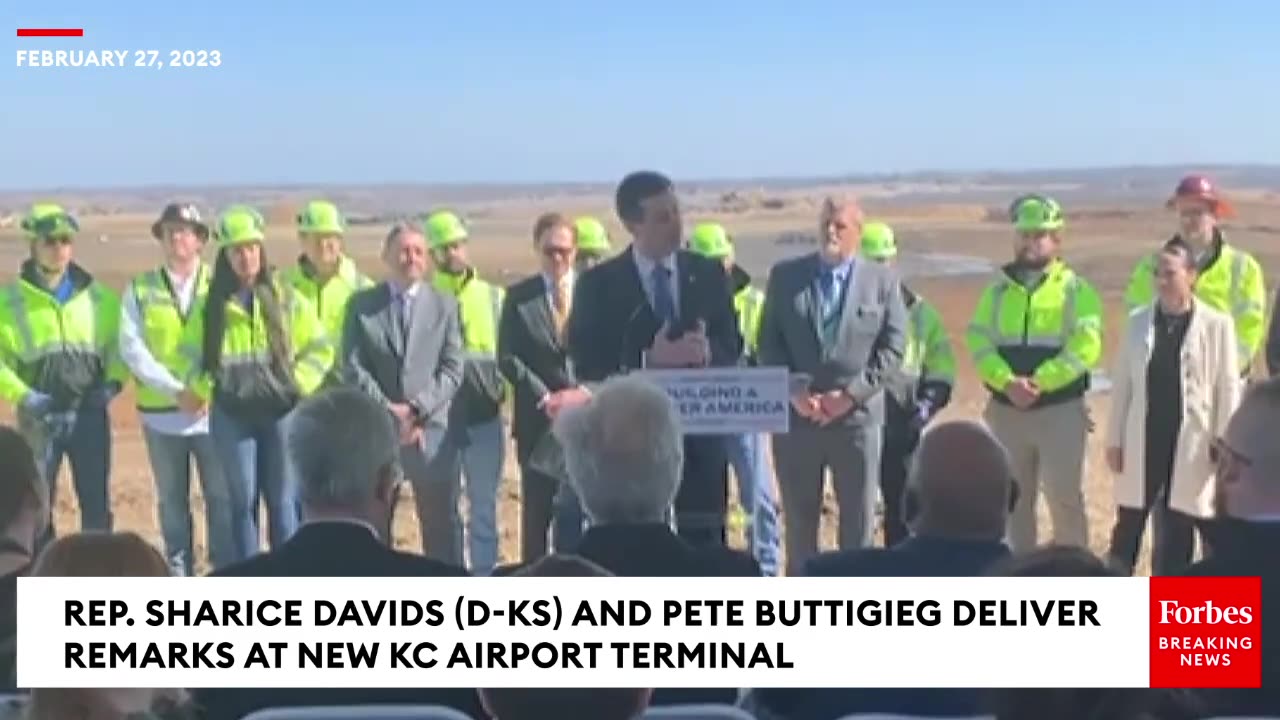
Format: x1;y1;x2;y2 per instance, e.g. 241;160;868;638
1105;237;1240;575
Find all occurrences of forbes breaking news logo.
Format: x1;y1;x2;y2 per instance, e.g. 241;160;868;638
1149;577;1262;688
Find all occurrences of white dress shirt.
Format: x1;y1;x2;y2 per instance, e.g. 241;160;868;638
118;265;207;436
542;270;574;312
632;251;679;318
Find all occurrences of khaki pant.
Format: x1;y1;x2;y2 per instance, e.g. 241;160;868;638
983;398;1089;552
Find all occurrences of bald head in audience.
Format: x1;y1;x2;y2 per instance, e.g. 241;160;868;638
904;420;1014;541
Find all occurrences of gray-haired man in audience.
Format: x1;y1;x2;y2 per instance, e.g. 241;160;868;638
197;387;477;720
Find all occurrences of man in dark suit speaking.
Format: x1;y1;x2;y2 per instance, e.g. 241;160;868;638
566;171;743;547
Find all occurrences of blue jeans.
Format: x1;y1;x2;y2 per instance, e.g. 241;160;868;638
552;480;584;553
20;403;112;537
432;418;504;575
209;405;298;563
727;432;780;576
141;427;234;575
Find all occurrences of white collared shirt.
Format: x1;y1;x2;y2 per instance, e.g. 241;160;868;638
542;270;574;311
632;251;679;317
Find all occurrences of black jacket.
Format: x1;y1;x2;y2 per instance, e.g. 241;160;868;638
192;523;481;720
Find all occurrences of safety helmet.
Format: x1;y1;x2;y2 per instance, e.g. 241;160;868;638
423;210;468;249
1009;194;1065;233
573;216;611;253
296;200;346;236
21;203;79;240
861;221;897;260
1166;174;1235;218
688;222;733;259
151;202;209;241
214;205;267;249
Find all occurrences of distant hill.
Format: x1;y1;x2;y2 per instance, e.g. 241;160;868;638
2;164;1276;217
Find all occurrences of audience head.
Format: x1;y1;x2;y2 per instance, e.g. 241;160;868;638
0;425;47;564
986;546;1201;720
615;171;681;261
285;387;403;540
987;545;1119;578
1212;376;1280;519
479;554;651;720
27;532;187;720
903;420;1015;541
554;375;683;525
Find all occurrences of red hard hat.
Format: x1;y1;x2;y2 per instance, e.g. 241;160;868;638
1166;174;1235;218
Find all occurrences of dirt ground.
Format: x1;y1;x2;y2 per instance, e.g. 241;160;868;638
4;195;1279;575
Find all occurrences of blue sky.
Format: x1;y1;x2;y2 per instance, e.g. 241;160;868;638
3;0;1278;188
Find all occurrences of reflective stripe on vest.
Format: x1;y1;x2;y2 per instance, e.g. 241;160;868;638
968;273;1087;375
734;286;763;351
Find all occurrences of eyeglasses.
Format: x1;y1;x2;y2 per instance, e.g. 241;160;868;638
541;246;574;259
1210;437;1251;473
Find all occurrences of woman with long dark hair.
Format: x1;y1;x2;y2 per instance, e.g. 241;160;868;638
174;206;333;563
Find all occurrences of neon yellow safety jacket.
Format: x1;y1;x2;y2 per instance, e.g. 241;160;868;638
0;262;127;410
280;255;373;357
175;279;333;419
1123;234;1265;373
432;268;507;424
729;265;764;358
966;259;1103;409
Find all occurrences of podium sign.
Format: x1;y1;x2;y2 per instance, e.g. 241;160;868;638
637;366;790;435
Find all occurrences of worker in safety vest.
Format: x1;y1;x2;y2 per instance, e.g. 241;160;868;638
280;200;373;384
573;216;613;271
425;209;507;575
118;202;232;574
965;195;1102;552
687;221;780;576
860;221;956;547
0;203;127;540
1125;174;1265;377
174;205;335;562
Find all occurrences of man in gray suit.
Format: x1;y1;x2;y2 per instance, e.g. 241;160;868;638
340;221;465;563
757;195;907;575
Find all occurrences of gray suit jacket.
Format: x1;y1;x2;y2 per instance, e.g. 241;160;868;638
757;253;907;427
340;282;465;430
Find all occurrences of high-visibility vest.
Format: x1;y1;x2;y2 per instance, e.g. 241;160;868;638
734;285;764;356
432;270;503;354
903;296;956;385
0;266;126;408
280;255;372;349
965;259;1103;408
128;265;210;412
175;280;333;408
1124;241;1265;371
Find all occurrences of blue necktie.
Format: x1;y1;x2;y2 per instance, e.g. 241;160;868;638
652;264;676;326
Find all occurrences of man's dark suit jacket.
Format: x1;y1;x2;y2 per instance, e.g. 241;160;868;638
192;522;481;720
494;523;758;708
497;273;575;464
566;246;743;541
1183;518;1280;717
756;535;1011;720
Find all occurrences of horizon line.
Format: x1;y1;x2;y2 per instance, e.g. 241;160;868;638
1;161;1276;196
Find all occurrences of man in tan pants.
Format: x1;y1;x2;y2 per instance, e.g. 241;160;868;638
965;195;1103;551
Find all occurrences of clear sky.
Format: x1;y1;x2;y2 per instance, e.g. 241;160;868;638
3;0;1278;189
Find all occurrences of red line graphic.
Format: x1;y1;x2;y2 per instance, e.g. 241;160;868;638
16;28;83;37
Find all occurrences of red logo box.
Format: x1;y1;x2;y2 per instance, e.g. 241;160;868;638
1149;576;1262;688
